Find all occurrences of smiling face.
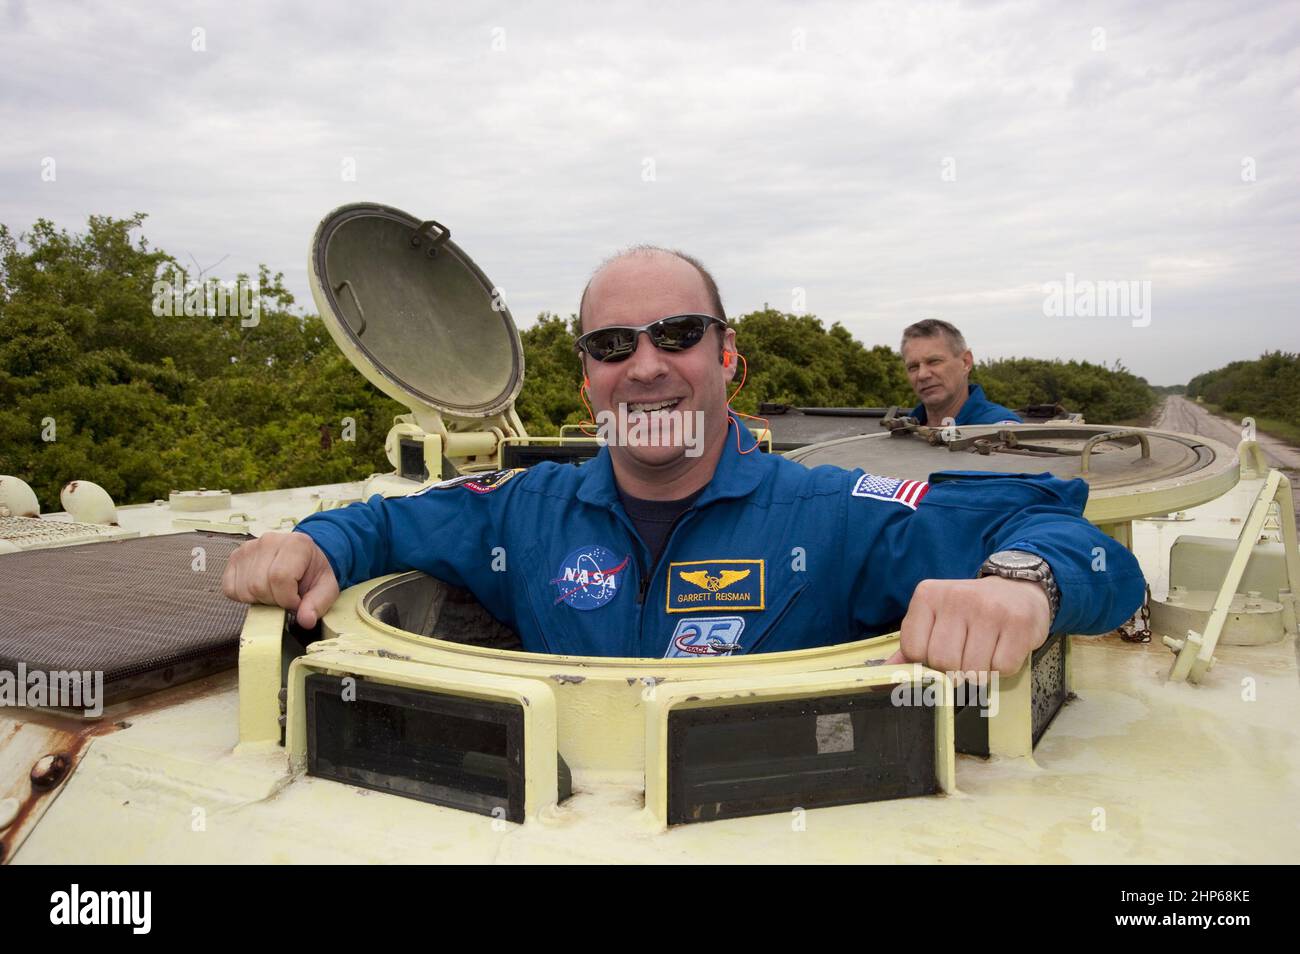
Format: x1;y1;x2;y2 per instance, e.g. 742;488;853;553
580;252;737;495
902;334;973;416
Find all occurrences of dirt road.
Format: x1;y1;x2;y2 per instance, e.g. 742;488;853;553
1155;396;1300;524
1155;396;1300;470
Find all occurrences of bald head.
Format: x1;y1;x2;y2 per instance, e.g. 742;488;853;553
578;246;725;332
576;246;739;498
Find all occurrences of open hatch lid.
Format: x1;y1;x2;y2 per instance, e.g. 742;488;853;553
308;203;524;420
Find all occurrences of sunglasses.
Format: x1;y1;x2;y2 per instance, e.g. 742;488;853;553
574;313;727;363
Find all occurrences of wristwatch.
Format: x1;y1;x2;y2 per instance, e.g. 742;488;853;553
978;550;1060;627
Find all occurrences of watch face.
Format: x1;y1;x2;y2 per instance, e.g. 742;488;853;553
990;550;1045;571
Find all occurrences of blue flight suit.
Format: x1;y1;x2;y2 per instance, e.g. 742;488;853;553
910;383;1023;425
295;416;1143;658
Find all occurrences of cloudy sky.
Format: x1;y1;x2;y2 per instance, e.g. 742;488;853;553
2;0;1296;384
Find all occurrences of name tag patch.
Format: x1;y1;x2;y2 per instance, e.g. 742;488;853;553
666;559;765;613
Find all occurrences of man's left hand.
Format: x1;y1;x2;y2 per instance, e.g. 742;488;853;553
885;576;1051;675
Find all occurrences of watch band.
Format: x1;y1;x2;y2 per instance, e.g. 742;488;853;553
978;550;1061;627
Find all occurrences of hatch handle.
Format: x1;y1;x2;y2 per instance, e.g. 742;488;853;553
410;220;452;251
334;279;367;337
1079;430;1151;475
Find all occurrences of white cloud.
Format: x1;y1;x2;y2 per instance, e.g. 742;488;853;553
1;0;1296;385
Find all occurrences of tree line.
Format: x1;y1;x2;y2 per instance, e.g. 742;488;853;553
2;215;1157;510
1186;352;1300;432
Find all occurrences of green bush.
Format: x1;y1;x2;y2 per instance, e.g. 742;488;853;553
1187;353;1300;428
0;215;403;509
974;356;1156;423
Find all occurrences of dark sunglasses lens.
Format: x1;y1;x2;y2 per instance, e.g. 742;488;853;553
585;327;637;361
651;315;709;351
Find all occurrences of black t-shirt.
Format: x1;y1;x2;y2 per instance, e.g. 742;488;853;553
617;485;706;567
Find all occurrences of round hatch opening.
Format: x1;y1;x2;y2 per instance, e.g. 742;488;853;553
786;423;1239;521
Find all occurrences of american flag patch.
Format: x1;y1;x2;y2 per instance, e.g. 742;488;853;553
850;473;930;510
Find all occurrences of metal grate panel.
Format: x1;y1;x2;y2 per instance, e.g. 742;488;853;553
0;515;137;550
1031;636;1068;743
0;531;250;702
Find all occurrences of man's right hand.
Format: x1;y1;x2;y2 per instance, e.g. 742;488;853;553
221;531;340;628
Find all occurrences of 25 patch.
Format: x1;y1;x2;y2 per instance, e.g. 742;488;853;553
664;617;746;657
666;559;765;613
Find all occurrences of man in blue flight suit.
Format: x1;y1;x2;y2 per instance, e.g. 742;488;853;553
902;318;1023;426
222;248;1143;673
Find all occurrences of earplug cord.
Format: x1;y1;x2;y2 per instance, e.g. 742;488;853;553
725;352;769;454
576;376;599;437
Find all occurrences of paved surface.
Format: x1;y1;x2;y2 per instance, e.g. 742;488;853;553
1155;395;1300;524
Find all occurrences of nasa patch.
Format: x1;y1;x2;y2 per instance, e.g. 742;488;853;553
409;468;524;497
552;544;631;611
664;617;746;657
850;473;929;510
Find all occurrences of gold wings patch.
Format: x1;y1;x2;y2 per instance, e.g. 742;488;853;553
679;569;751;592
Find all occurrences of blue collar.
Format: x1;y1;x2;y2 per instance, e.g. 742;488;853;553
910;382;983;423
576;413;767;510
